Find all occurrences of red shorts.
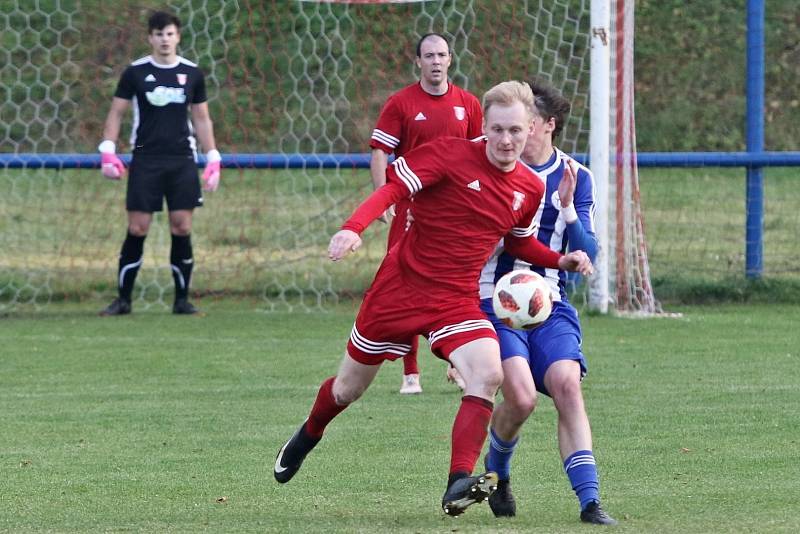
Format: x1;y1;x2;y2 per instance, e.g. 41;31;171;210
347;256;497;365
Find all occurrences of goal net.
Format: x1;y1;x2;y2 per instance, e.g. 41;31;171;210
608;0;659;314
0;0;653;313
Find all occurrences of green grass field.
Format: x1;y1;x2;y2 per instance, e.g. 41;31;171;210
2;300;798;532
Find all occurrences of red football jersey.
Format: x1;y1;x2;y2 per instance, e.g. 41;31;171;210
370;82;483;157
351;138;548;295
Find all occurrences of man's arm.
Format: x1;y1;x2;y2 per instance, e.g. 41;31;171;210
191;102;222;191
191;102;217;154
560;156;599;262
98;97;130;179
505;234;593;276
329;181;408;261
369;148;394;223
370;148;389;190
101;97;130;144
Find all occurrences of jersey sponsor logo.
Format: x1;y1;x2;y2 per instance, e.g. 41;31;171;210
454;106;466;120
414;112;427;121
512;191;526;211
467;179;481;191
145;74;156;82
145;86;187;106
176;73;187;85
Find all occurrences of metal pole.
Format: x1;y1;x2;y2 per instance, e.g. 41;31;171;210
745;0;764;278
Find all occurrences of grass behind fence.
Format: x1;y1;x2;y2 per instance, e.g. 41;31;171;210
1;300;798;532
1;166;798;307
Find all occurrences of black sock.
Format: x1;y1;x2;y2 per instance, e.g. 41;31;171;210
170;233;193;301
118;232;146;301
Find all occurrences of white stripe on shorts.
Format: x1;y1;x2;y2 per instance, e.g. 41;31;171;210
428;319;495;346
350;324;411;356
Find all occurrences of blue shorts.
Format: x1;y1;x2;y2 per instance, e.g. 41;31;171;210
480;298;587;397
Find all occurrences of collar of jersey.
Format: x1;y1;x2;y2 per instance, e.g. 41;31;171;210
147;55;183;69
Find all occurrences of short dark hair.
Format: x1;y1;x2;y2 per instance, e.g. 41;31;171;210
529;79;571;140
415;33;451;58
148;10;181;33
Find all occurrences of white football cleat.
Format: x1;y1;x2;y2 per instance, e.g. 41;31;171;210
399;373;422;394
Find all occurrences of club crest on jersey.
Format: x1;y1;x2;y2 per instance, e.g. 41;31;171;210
512;191;526;211
453;106;466;120
176;73;187;85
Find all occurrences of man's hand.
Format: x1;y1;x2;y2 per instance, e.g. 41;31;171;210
202;149;222;192
98;140;125;180
558;155;578;209
101;152;125;180
557;250;593;276
328;229;362;261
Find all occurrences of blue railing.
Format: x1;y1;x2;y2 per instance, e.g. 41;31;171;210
2;151;799;170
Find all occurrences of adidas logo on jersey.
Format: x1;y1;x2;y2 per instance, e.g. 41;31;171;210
145;74;156;82
467;179;481;191
414;112;427;121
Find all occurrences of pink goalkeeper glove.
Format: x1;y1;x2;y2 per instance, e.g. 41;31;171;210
98;140;125;180
202;149;222;192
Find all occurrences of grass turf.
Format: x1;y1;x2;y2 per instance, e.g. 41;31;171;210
1;300;798;532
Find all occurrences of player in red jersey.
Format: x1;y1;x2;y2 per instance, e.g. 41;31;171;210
369;33;483;394
274;81;593;518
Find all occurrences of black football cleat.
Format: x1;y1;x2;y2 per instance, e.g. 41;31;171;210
172;298;199;315
441;471;498;517
274;420;321;484
580;501;618;525
487;478;516;517
99;297;131;316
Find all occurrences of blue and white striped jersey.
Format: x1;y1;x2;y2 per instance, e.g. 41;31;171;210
478;148;598;303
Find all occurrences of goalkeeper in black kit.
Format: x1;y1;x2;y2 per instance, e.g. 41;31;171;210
98;10;221;316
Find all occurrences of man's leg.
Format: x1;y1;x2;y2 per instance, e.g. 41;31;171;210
440;338;503;516
399;337;422;394
544;360;616;525
274;352;382;483
167;210;196;314
101;211;152;316
484;356;537;517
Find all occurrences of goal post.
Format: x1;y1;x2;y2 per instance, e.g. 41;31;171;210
588;0;611;314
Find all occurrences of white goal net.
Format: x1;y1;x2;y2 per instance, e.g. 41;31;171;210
1;0;653;314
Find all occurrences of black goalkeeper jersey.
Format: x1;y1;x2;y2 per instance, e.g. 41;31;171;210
114;55;208;157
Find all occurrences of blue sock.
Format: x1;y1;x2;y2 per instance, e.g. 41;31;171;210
485;428;519;481
563;450;600;510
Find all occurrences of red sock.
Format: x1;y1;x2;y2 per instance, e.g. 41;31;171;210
402;337;420;375
305;376;348;439
449;395;493;475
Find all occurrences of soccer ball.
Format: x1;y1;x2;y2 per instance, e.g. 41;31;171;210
492;269;553;329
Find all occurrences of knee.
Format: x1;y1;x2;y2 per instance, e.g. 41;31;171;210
127;223;149;237
474;366;504;398
549;376;582;405
510;389;538;418
332;379;363;406
170;223;191;236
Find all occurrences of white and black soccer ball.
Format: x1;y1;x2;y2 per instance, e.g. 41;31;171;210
492;269;553;329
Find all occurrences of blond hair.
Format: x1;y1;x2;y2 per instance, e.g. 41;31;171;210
482;80;534;117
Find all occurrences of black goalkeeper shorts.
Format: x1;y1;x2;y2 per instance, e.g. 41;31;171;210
126;154;203;212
